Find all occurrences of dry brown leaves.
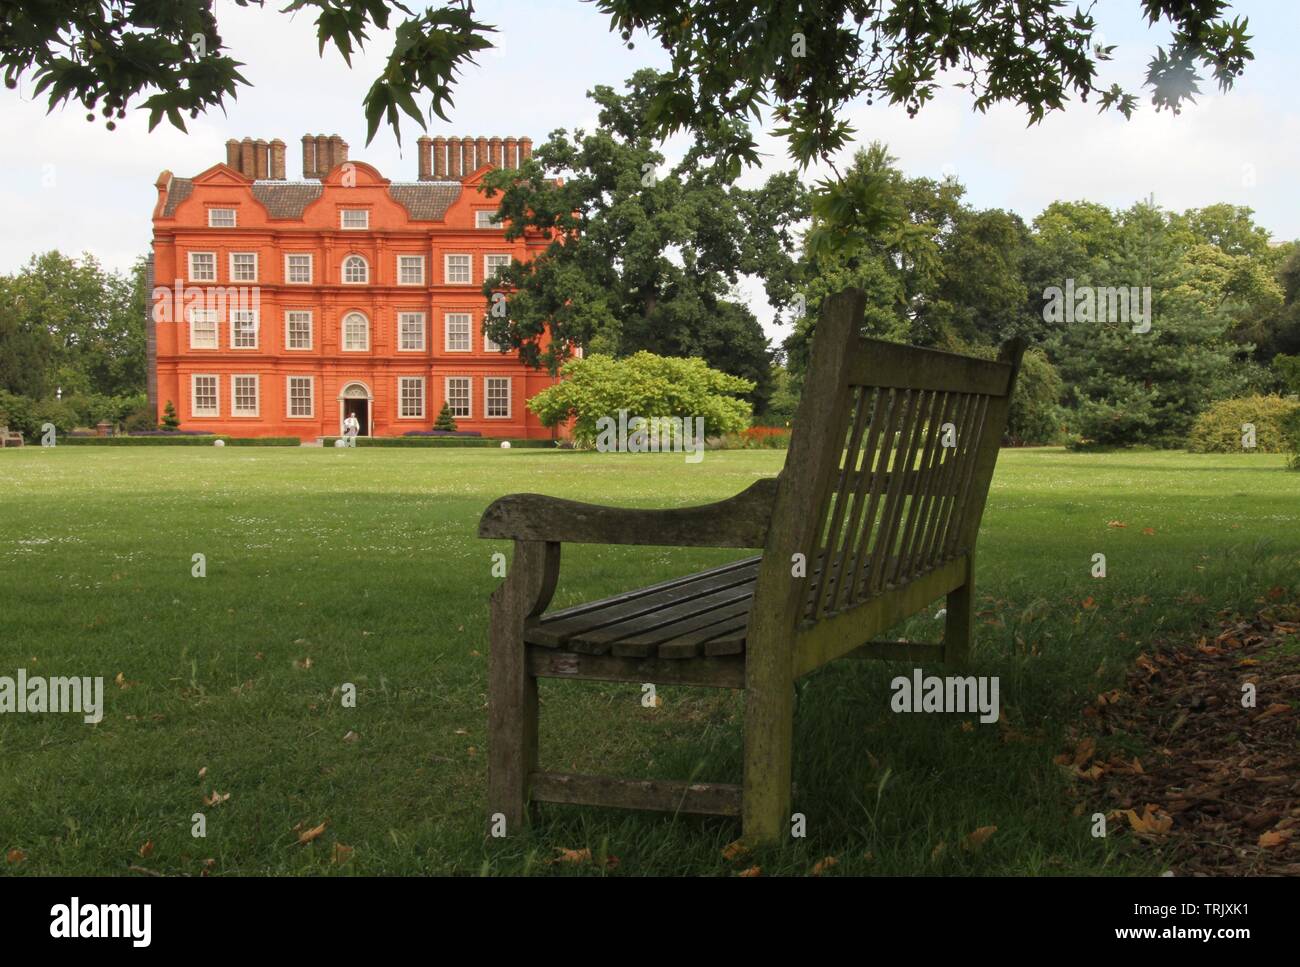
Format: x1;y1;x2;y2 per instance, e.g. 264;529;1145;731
1063;598;1300;875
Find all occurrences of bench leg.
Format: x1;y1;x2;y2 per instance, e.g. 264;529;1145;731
943;563;974;667
487;541;559;835
742;678;794;845
487;608;538;834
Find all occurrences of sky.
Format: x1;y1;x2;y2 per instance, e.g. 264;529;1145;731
1;0;1296;340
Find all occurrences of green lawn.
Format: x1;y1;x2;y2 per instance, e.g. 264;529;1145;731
1;447;1297;875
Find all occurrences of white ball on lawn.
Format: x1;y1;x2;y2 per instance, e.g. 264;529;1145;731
213;439;225;447
334;438;346;448
500;441;511;449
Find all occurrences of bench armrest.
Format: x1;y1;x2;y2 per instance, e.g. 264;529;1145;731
478;476;779;548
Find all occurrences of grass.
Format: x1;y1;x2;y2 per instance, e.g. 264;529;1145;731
1;447;1298;876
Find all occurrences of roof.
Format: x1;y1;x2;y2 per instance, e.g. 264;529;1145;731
160;176;463;222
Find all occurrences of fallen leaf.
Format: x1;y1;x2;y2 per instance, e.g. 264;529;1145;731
1142;527;1156;536
138;840;154;859
342;730;359;743
5;849;25;864
1255;703;1291;722
810;855;838;876
1107;520;1127;529
294;657;313;670
737;865;762;877
1258;830;1293;849
297;821;328;845
1072;736;1096;767
202;790;230;806
931;841;946;862
721;839;750;862
549;847;591;865
1081;596;1097;610
962;826;997;852
332;843;354;865
1124;805;1173;836
198;766;207;779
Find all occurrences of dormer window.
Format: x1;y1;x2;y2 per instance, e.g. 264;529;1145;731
340;209;369;230
209;208;237;228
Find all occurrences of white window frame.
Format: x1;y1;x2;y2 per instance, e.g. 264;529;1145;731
191;374;219;417
286;376;315;419
284;253;313;284
231;374;260;417
398;377;426;419
208;208;237;228
342;255;369;284
485;376;511;419
444;254;472;285
483;328;503;353
285;310;313;351
397;255;426;285
229;309;259;349
475;210;500;229
444;312;471;352
342;311;370;352
188;308;219;350
340;209;370;229
397;312;426;352
188;251;216;282
445;376;471;419
229;252;258;283
484;253;510;282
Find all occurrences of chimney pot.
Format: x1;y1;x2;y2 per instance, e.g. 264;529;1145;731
240;138;255;179
301;135;316;179
225;139;241;169
476;137;489;172
489;136;502;168
314;135;330;178
433;136;447;179
519;137;533;164
503;136;518;170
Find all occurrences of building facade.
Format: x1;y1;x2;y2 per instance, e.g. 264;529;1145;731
148;133;558;439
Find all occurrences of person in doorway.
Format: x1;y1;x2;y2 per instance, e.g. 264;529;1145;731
343;412;360;446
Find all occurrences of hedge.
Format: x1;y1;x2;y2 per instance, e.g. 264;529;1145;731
320;436;555;448
56;435;302;447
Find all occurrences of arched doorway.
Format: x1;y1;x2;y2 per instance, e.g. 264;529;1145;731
338;381;373;436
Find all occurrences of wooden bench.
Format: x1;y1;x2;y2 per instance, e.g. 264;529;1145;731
479;287;1025;843
0;425;23;448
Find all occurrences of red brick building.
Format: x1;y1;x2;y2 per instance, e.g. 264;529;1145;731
148;133;558;439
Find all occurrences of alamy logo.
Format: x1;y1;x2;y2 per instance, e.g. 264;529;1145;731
1042;279;1151;333
890;668;1000;723
50;898;151;947
0;671;103;724
594;410;705;463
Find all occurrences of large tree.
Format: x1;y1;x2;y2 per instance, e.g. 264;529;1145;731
478;69;806;413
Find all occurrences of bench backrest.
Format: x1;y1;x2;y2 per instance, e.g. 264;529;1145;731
750;288;1023;639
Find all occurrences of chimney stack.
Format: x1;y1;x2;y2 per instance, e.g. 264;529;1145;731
476;137;489;172
270;139;286;180
489;137;502;169
330;134;348;170
301;135;316;178
254;139;269;179
447;137;461;178
460;136;474;178
314;135;329;176
519;137;533;164
417;136;433;181
433;137;447;178
503;137;518;170
226;139;241;168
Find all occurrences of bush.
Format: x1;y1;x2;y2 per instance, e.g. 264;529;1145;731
58;435;301;446
320;436;554;448
528;351;754;447
1186;395;1300;453
1275;354;1300;396
433;402;459;432
1007;349;1064;446
1283;409;1300;470
0;390;38;440
124;404;158;433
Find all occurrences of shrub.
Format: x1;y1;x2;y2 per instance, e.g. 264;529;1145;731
433;403;458;432
528;351;754;447
1006;349;1064;446
0;391;38;440
1275;354;1300;396
1283;409;1300;470
58;435;302;446
161;400;181;431
1186;395;1300;453
124;404;157;432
